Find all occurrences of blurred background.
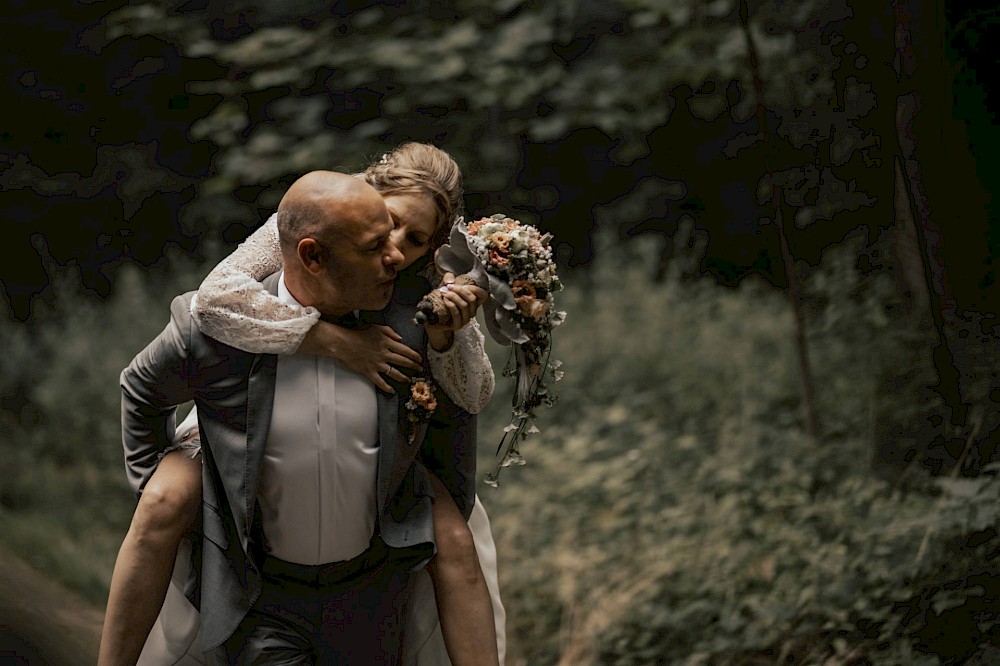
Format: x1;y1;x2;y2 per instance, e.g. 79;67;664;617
2;1;998;664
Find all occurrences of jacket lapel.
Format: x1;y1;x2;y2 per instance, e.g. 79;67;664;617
242;273;281;547
369;302;427;511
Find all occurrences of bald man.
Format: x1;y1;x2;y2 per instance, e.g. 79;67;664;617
117;171;477;664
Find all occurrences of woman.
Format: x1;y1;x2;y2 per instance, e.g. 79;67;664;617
100;143;504;666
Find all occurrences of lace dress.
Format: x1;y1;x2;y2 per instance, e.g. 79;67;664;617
190;214;494;414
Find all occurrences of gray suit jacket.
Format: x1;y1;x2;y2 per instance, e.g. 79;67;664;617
120;273;476;651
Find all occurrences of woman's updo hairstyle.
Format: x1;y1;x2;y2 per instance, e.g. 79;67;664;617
362;142;465;253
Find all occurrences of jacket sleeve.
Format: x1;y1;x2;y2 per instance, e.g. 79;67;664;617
120;295;197;496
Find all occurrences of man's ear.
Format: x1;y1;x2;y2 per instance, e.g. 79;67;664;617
297;238;328;274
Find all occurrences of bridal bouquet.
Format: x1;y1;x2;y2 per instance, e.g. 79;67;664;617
416;214;566;486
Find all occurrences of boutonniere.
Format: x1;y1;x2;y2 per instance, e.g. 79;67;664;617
404;376;439;443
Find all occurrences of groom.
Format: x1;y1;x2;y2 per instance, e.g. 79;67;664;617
120;171;476;663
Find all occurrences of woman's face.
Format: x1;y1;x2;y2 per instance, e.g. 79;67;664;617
382;192;440;271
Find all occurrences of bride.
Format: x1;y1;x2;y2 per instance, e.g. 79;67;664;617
99;143;505;666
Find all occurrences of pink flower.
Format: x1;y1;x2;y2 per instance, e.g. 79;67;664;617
489;249;509;267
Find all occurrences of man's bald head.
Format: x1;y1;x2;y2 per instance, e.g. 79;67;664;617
275;170;401;316
276;171;384;256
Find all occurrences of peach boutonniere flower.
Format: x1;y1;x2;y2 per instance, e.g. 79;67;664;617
404;376;439;444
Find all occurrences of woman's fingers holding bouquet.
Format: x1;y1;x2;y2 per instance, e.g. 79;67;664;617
439;287;481;330
436;273;488;330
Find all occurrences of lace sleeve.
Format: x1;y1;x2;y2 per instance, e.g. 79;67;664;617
190;214;320;354
428;318;495;414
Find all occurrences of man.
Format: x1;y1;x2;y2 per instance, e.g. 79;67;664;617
120;171;476;663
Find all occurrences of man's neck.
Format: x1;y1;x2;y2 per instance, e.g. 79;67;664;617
280;271;352;318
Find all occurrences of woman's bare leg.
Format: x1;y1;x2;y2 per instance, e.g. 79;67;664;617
427;474;501;666
98;450;202;666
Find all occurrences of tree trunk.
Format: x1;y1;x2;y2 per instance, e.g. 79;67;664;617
739;0;820;442
892;0;966;425
891;157;932;317
773;191;820;443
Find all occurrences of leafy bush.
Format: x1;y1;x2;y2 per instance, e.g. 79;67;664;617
0;253;207;602
2;235;997;666
478;238;999;664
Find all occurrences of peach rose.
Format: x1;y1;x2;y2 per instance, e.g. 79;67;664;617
489;232;511;253
512;279;536;301
411;380;437;412
518;297;551;320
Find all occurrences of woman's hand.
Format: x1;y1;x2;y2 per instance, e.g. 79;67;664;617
424;272;488;352
298;321;423;393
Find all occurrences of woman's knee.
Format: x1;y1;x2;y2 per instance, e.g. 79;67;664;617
133;456;202;538
433;519;482;583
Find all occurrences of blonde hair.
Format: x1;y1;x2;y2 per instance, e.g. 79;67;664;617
362;142;465;251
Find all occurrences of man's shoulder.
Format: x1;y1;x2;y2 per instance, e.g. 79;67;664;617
168;290;251;359
164;290;198;336
170;290;197;315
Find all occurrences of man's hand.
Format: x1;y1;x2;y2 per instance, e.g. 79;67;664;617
299;321;422;393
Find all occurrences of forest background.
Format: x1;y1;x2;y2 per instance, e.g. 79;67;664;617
1;1;998;664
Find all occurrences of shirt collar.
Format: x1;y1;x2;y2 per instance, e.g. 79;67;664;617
277;271;301;308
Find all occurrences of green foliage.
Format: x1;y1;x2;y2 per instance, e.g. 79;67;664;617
477;237;999;664
0;253;208;602
2;234;996;663
97;0;879;255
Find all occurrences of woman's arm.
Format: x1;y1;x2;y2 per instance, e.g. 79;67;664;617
429;319;495;415
191;218;494;408
423;276;495;414
190;214;319;354
191;215;422;390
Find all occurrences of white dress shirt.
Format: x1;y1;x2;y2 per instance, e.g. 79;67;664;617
138;312;508;664
257;274;380;565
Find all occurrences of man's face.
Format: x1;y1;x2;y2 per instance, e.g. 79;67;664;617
321;200;404;313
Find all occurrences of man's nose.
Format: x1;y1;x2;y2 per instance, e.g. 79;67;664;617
383;238;404;268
